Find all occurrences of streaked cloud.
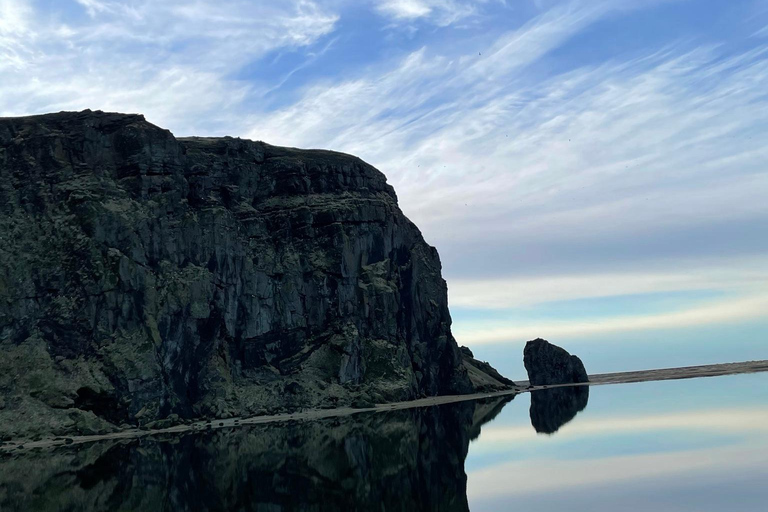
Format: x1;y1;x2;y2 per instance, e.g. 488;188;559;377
448;257;768;309
468;442;768;498
247;3;768;288
0;1;338;132
75;0;112;17
0;0;30;33
0;1;765;363
475;407;768;446
375;0;432;19
372;0;479;25
0;0;33;71
249;0;623;150
453;292;768;344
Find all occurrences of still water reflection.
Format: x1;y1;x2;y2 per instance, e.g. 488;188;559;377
0;397;511;512
2;373;767;511
529;385;588;434
468;373;768;511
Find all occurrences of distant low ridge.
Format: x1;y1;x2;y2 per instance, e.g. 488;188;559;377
0;110;511;438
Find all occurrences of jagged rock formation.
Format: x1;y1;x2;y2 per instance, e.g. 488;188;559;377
523;338;588;386
0;397;511;511
0;110;511;437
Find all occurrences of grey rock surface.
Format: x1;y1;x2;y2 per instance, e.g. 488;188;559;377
523;338;589;386
0;110;511;437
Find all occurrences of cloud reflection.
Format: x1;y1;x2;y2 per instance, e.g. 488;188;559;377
476;407;768;446
468;442;768;499
467;385;768;512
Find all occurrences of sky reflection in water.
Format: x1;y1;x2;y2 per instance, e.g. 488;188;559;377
467;373;768;512
1;373;766;511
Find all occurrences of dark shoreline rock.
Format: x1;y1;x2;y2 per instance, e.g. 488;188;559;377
523;338;588;386
0;110;511;437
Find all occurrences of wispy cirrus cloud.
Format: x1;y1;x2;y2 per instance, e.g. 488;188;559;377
75;0;113;17
0;0;338;132
0;0;34;70
373;0;479;25
247;1;768;290
0;0;30;33
1;0;766;361
249;0;620;150
452;292;768;344
375;0;432;19
448;257;768;310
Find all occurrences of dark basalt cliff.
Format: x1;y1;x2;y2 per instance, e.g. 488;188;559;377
0;110;510;437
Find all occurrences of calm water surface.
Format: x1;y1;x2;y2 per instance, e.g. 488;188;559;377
467;373;768;511
1;373;766;511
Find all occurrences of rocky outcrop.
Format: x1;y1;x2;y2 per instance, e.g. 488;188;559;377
0;110;510;437
523;338;588;386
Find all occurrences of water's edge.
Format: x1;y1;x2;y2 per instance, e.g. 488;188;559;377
3;360;767;453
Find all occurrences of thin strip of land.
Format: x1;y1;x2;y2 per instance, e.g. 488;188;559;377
3;359;767;453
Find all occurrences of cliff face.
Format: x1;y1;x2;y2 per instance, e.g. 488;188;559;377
0;110;508;436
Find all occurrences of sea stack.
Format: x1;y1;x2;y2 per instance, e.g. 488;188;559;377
523;338;589;386
0;110;510;437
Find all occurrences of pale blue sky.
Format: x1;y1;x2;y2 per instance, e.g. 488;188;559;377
1;0;766;375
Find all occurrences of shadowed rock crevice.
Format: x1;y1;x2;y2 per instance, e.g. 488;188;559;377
72;387;130;426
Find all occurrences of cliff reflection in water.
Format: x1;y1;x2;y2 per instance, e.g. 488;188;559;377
0;389;589;511
1;397;508;512
530;385;589;434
